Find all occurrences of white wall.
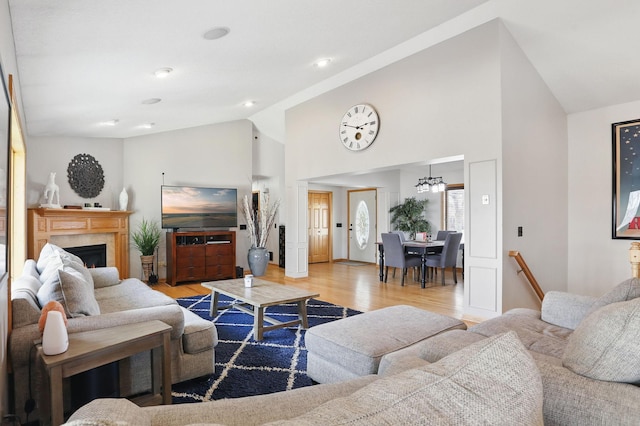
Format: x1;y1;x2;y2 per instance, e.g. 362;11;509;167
26;136;124;209
285;21;503;318
568;100;640;296
123;120;253;280
499;23;568;310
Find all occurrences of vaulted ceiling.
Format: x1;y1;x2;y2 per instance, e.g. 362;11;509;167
8;0;640;140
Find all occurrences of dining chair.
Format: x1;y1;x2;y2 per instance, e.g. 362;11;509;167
381;232;422;286
425;232;463;285
435;230;455;241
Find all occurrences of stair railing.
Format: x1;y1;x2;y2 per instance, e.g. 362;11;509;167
508;251;544;302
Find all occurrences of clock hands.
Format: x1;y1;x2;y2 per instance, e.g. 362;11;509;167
342;121;374;130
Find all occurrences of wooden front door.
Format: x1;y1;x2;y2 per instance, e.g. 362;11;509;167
308;191;331;263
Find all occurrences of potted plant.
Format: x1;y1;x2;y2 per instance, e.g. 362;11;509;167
131;218;161;283
389;197;430;240
242;193;280;276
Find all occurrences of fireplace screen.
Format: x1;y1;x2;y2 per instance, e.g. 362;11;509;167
65;244;107;268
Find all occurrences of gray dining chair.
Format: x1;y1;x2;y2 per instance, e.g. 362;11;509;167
435;230;455;241
425;232;463;285
381;232;422;286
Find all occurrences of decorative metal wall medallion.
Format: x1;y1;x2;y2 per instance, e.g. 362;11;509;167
67;153;105;198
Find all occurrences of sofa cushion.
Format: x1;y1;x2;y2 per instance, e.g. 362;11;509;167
269;332;543;425
182;307;218;354
59;267;100;317
63;398;151;426
469;308;571;358
95;278;177;313
562;297;640;383
586;277;640;317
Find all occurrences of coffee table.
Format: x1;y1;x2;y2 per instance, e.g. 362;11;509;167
201;278;320;340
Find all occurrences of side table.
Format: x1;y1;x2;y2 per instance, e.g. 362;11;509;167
36;320;172;426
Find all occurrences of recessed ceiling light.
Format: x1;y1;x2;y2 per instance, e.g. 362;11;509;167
154;67;173;78
99;119;119;126
314;58;332;68
140;122;156;129
243;100;255;107
204;27;230;40
142;98;162;105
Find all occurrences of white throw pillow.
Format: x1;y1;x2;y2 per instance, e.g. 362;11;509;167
36;242;83;274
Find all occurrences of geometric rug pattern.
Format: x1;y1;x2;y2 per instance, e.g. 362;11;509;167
172;293;361;403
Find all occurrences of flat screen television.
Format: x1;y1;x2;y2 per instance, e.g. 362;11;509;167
161;185;238;229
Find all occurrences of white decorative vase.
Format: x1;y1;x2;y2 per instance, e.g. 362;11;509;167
42;311;69;355
247;247;269;277
119;187;128;211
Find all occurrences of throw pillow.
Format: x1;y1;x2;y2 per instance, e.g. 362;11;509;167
586;277;640;317
266;332;543;425
37;252;65;308
36;242;83;274
59;265;100;317
562;297;640;383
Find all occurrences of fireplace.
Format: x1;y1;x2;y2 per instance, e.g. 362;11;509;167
28;208;132;279
65;244;107;268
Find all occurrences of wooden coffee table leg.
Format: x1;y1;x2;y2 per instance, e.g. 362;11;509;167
298;300;310;328
210;291;220;317
254;307;264;340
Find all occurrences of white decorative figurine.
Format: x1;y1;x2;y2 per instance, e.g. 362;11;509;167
41;172;61;208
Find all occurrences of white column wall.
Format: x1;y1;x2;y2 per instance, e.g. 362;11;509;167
285;21;503;317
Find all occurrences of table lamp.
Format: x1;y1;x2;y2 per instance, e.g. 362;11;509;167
42;310;69;355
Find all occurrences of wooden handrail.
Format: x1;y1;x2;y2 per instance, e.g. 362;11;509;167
509;251;544;302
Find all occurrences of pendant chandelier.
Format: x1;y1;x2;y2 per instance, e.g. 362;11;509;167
416;165;447;193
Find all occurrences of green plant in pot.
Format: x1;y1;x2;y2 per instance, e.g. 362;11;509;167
131;218;161;283
389;196;431;240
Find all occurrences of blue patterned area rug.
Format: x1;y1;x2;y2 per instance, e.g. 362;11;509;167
172;294;361;403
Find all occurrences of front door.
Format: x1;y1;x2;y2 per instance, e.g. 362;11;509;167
348;189;377;263
308;191;331;263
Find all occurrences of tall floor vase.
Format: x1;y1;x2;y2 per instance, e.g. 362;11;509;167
247;247;269;276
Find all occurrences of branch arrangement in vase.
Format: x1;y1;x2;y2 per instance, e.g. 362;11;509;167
242;194;280;248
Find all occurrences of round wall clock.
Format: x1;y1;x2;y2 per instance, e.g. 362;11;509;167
339;104;380;151
67;153;105;198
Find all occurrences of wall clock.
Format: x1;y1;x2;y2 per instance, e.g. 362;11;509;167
339;104;379;151
67;153;105;198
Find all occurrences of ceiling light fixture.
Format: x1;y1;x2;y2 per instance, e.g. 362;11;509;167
99;119;119;126
154;67;173;78
142;98;162;105
314;58;332;68
243;100;255;107
203;27;230;40
140;122;156;129
416;164;447;194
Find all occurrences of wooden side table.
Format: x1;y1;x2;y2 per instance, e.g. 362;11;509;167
36;320;172;426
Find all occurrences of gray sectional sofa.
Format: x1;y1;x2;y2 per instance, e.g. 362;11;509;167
65;332;545;425
9;243;218;423
60;273;640;424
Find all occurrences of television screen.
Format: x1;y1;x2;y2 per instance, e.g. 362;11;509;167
161;185;238;229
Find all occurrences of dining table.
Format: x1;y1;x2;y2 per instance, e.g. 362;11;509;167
376;240;464;288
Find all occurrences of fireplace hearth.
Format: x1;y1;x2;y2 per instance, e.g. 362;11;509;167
65;244;107;268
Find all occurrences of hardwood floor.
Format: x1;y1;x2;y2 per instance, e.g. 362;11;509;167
152;262;477;324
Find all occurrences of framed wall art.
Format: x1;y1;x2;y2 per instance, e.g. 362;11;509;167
612;118;640;239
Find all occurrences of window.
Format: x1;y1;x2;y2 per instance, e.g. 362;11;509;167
443;184;464;233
